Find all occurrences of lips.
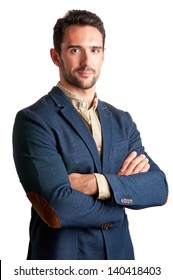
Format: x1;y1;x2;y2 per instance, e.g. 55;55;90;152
78;70;93;75
76;67;94;77
76;66;94;72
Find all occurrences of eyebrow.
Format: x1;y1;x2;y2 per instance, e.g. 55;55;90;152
66;45;103;49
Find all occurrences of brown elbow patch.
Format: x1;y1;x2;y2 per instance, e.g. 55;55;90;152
27;192;61;228
164;195;168;204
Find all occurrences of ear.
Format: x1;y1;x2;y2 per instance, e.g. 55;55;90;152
102;48;105;62
50;48;61;67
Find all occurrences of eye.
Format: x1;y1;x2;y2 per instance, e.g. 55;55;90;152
91;47;102;54
70;48;81;54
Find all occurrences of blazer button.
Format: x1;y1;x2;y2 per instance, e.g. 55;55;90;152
120;198;133;204
100;223;113;230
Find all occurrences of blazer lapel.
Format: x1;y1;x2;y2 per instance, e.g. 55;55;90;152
49;87;101;173
97;101;113;173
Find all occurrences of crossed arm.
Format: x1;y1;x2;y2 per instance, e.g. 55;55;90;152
69;151;150;196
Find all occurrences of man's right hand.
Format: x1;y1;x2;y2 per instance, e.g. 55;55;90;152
118;151;150;176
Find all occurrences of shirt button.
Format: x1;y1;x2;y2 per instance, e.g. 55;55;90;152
81;101;87;108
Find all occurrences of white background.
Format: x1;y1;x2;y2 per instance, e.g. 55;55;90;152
0;0;172;270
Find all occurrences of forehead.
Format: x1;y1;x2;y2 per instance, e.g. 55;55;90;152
62;25;103;47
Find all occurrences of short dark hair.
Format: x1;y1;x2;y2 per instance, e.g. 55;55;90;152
53;9;106;53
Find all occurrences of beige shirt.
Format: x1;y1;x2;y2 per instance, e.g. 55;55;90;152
57;82;111;200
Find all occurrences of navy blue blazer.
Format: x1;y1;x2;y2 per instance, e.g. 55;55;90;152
13;87;168;260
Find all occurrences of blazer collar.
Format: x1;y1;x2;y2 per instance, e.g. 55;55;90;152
97;101;113;173
49;87;102;173
49;87;113;173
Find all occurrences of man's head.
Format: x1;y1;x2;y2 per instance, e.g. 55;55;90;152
53;9;106;54
50;10;105;93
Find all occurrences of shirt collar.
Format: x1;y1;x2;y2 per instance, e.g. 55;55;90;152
57;82;98;111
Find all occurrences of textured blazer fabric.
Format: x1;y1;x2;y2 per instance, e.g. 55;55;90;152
13;87;168;260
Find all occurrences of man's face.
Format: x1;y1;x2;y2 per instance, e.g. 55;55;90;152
58;25;104;90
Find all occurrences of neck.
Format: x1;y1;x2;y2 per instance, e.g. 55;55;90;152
59;81;96;108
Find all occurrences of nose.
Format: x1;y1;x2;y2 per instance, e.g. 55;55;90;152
80;49;91;66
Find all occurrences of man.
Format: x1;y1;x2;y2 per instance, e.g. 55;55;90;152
13;10;168;260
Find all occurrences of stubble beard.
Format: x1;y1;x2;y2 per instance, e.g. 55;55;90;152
60;59;98;90
66;74;97;90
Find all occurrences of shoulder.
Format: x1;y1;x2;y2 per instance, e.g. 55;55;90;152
13;87;69;135
98;100;133;124
15;87;68;119
21;87;65;112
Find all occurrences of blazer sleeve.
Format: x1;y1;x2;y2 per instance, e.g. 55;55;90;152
103;112;168;209
12;109;124;229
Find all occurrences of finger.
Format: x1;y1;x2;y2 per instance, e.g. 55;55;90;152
127;154;147;173
119;151;137;173
129;156;149;174
139;163;150;173
119;154;148;175
132;160;150;174
120;153;145;175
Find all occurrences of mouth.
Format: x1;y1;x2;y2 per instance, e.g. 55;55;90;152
76;67;94;78
78;71;93;77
